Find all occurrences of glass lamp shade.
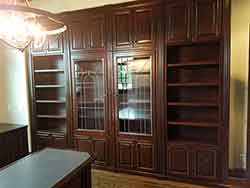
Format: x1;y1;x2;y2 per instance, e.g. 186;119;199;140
0;3;67;51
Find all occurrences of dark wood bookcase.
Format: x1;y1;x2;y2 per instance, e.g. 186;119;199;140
166;43;222;180
29;34;69;150
28;0;230;184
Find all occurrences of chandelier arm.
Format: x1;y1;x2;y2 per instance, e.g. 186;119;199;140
25;0;31;7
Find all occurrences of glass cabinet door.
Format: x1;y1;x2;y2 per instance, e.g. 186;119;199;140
74;60;105;131
116;57;152;135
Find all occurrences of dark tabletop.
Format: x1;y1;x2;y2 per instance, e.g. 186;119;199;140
0;123;27;134
0;148;91;188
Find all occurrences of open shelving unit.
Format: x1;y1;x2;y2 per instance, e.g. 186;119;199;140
32;54;68;146
167;43;221;147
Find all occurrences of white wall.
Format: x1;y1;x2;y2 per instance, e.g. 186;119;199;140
0;46;29;125
0;45;30;150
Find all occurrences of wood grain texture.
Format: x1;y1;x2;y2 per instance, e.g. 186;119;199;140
28;0;230;184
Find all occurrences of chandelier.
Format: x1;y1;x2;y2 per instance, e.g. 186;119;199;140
0;0;67;51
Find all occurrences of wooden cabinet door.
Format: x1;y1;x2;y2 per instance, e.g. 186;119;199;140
93;139;107;166
117;141;135;169
75;137;108;166
36;133;52;150
134;7;153;47
72;57;109;167
193;0;221;41
47;34;63;53
31;34;63;54
70;22;89;51
70;15;105;52
136;142;154;172
89;17;105;49
166;0;191;44
52;135;67;149
193;147;217;179
167;144;191;176
113;10;133;49
75;137;93;154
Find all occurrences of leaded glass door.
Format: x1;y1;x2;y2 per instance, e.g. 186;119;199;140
72;57;108;166
116;57;152;135
114;53;155;172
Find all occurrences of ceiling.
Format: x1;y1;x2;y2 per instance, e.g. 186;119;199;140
30;0;136;13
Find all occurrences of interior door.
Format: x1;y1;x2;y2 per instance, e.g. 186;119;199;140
113;53;156;172
72;56;109;166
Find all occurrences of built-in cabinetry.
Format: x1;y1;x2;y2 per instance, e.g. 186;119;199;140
28;0;229;183
166;0;222;44
112;5;155;49
30;33;69;150
112;52;156;172
166;43;223;180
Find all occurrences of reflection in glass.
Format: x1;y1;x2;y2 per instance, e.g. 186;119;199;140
117;57;152;135
75;60;104;130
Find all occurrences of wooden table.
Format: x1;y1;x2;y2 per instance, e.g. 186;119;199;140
0;148;93;188
0;123;28;168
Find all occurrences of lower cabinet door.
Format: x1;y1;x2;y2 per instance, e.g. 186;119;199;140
167;144;191;177
193;147;218;179
136;142;154;172
75;137;92;154
75;137;108;166
93;139;107;166
117;141;135;169
36;133;52;150
52;135;67;149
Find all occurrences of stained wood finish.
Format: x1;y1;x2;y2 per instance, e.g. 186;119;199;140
112;4;156;49
166;0;192;44
112;50;157;173
69;14;105;52
0;124;28;168
28;0;230;184
29;33;69;151
134;7;153;46
167;144;190;177
0;148;93;188
193;147;218;179
31;33;64;54
113;9;133;49
71;55;110;167
193;0;222;41
166;0;222;44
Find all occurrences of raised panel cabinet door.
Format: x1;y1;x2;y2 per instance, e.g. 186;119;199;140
93;139;107;165
166;0;191;44
167;144;191;176
75;138;93;154
113;10;133;49
89;17;105;49
117;141;135;169
70;22;89;51
134;7;153;47
193;147;217;179
47;34;63;53
136;142;154;171
52;135;67;149
193;0;221;41
36;133;52;150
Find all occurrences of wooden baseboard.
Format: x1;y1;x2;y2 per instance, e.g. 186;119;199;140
228;168;248;178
